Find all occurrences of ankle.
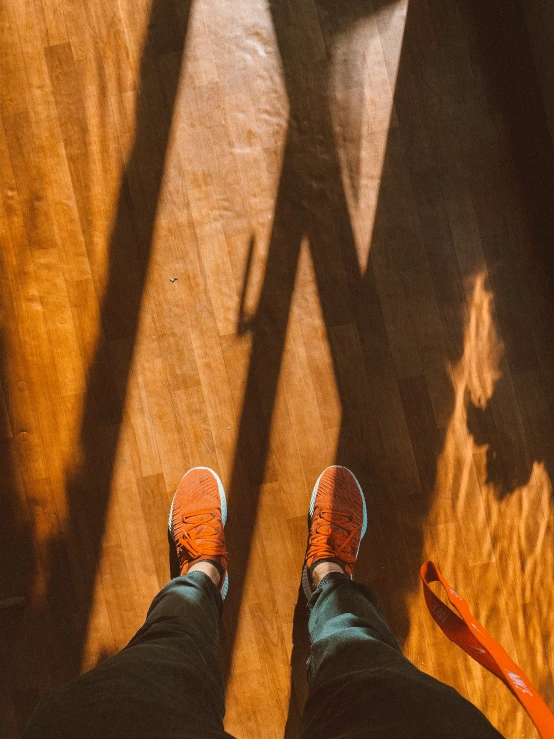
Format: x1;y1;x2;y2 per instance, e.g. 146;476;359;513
311;561;345;589
189;560;221;587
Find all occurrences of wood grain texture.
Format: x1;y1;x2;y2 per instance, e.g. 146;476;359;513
2;0;554;737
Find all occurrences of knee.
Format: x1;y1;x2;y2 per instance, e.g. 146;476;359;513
308;630;405;690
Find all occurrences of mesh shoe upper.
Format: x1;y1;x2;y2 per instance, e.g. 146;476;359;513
305;466;366;580
169;468;228;587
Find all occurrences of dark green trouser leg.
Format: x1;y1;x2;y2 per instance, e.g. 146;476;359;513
300;572;505;739
22;570;507;739
22;572;235;739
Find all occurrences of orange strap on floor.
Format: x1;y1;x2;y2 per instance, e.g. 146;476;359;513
420;561;554;739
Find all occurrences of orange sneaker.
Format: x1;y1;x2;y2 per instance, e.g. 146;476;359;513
302;465;367;598
169;467;229;599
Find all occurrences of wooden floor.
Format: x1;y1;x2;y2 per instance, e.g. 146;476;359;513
2;0;554;736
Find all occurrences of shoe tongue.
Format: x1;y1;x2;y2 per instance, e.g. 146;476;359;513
327;521;348;537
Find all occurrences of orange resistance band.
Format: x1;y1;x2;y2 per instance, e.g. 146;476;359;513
420;561;554;739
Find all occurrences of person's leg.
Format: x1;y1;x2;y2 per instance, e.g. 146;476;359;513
301;571;504;739
23;468;235;739
299;466;504;739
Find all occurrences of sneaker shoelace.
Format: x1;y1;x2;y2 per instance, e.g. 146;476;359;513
307;509;360;566
177;510;228;561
